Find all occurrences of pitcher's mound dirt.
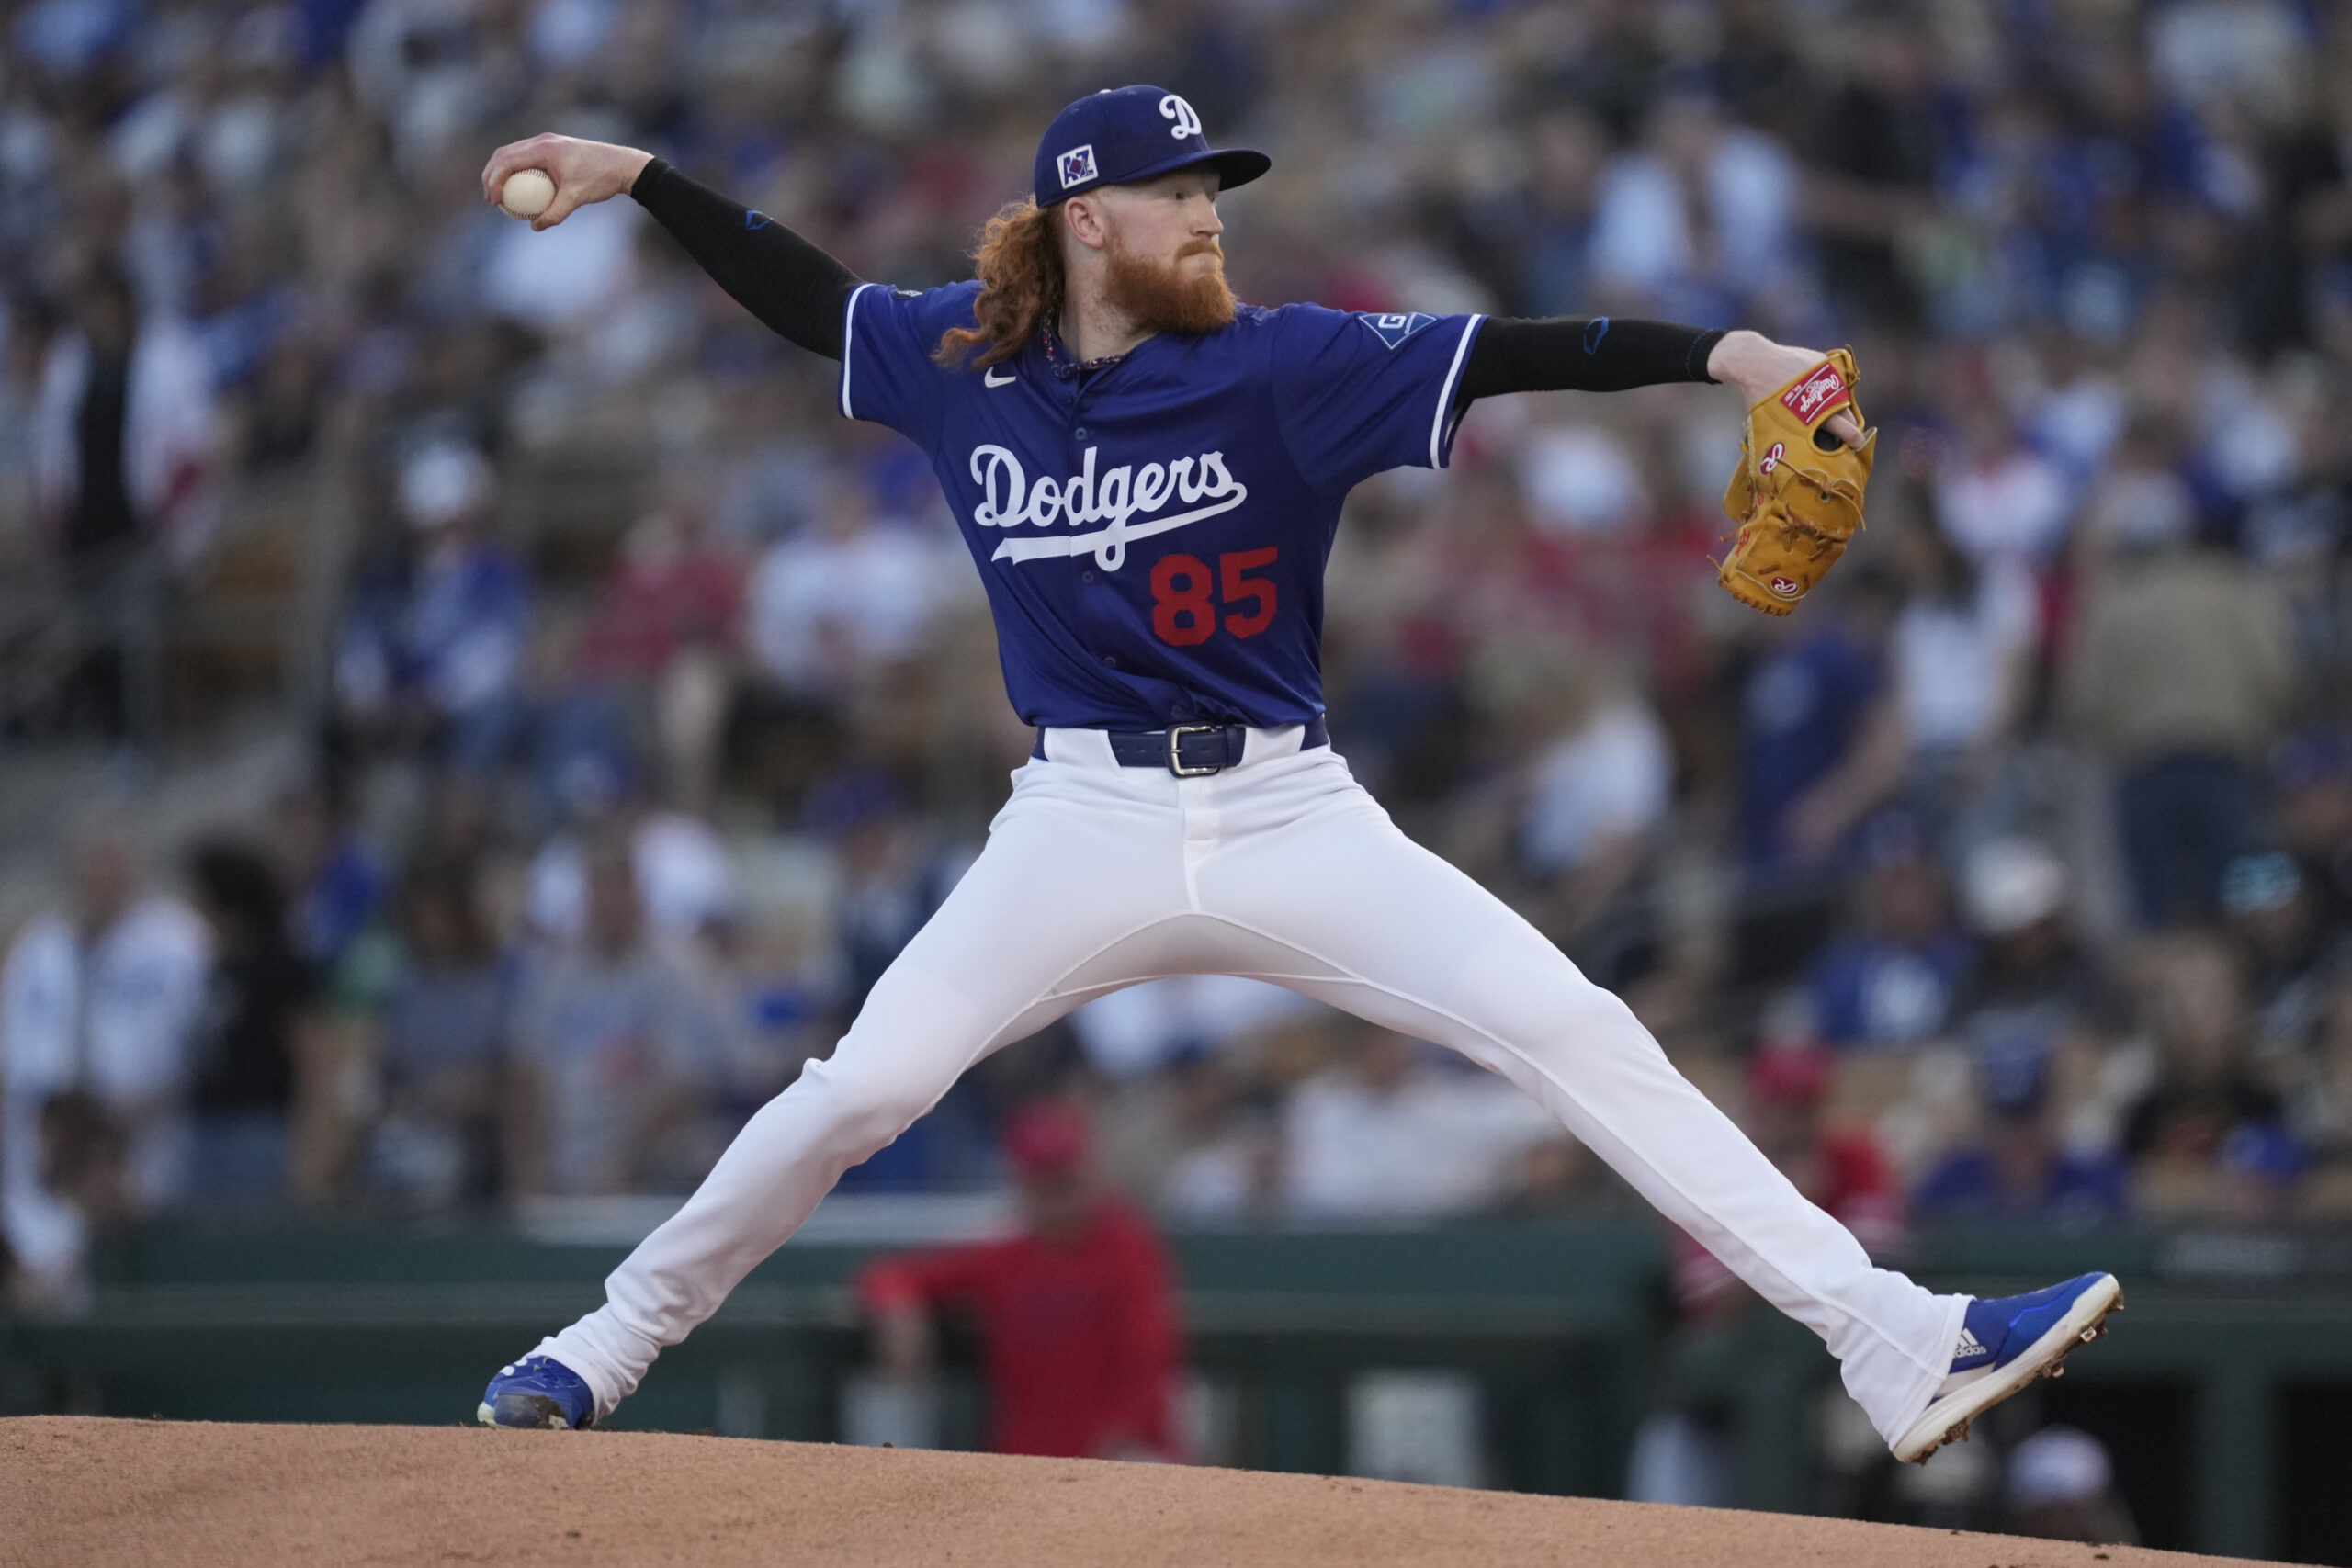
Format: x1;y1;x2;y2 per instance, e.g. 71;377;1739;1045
1;1416;2269;1567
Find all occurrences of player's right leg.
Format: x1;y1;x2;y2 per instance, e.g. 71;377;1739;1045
483;752;1202;1427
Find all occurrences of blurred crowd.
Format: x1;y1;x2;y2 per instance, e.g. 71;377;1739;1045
5;0;2352;1325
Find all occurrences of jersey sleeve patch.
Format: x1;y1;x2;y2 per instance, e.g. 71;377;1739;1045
1354;311;1439;349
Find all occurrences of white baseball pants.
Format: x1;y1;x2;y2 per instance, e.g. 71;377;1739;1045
537;726;1965;1447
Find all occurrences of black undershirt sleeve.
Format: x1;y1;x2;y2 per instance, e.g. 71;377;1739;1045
628;157;863;361
1454;316;1726;414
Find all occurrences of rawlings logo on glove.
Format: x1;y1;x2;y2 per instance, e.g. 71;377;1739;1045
1718;348;1874;617
1779;361;1853;421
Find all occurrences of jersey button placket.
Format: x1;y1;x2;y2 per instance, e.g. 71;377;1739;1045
1072;400;1106;657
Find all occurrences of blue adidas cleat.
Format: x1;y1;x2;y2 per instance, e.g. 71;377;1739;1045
1892;1271;2121;1463
477;1353;595;1430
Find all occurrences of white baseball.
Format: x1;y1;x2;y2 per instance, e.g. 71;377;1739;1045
500;168;556;220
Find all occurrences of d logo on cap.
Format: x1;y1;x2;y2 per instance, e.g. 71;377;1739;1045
1159;94;1203;140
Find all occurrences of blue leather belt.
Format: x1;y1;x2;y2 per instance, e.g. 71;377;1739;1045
1033;716;1329;775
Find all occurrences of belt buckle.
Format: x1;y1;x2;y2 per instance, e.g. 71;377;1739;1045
1167;722;1225;777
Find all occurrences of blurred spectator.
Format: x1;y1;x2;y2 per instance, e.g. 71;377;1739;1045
1737;576;1891;869
28;265;217;742
276;780;384;976
1948;838;2126;1081
1451;640;1672;960
1933;405;2072;572
1514;107;1609;317
577;474;741;682
2284;950;2352;1206
365;854;512;1214
1070;975;1314;1087
2074;414;2200;574
856;1100;1185;1461
1799;14;1941;332
507;841;724;1198
2005;1425;2139;1545
346;0;526;175
811;767;969;1016
1279;1026;1559;1220
2274;733;2352;931
2063;507;2291;928
334;440;532;774
181;836;324;1212
1589;85;1800;323
574;468;743;811
1513;677;1672;947
2122;935;2301;1217
29;265;219;564
1880;522;2038;835
2222;851;2332;1059
1913;1055;2131;1226
2147;0;2311;115
1091;1046;1281;1221
1809;819;1972;1051
0;817;207;1307
526;762;738;949
745;469;955;702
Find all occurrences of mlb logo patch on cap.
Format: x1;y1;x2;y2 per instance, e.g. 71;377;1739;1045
1057;145;1098;190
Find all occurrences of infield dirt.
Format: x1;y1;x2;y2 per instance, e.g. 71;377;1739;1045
0;1415;2279;1567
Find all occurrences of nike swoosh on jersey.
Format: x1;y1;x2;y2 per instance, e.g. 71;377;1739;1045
984;367;1017;387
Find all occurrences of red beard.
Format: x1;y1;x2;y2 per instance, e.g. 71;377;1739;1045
1102;235;1237;335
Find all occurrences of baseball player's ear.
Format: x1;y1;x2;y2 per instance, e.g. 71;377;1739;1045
1064;195;1109;252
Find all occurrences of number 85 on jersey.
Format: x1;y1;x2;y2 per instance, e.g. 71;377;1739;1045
1150;547;1278;647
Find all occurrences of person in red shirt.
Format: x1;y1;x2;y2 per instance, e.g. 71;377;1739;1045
575;472;743;683
854;1100;1185;1461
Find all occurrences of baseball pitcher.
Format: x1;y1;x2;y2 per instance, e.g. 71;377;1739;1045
474;86;2115;1465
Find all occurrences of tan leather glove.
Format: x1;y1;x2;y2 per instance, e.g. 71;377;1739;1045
1718;349;1874;616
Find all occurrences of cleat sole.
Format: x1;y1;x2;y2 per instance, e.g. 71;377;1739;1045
481;1392;579;1430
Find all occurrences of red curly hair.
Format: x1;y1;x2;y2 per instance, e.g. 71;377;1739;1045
933;198;1065;371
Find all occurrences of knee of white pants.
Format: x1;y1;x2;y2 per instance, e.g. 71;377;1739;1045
1451;939;1653;1066
792;1049;944;1165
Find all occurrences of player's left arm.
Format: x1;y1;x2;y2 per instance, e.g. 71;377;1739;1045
1456;320;1866;448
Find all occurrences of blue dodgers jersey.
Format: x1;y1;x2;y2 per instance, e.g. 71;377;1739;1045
840;281;1485;729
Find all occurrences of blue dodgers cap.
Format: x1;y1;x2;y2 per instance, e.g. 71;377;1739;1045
1034;85;1270;206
